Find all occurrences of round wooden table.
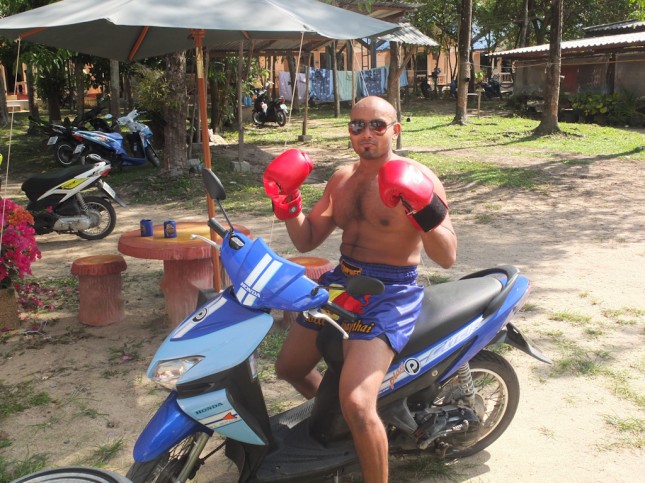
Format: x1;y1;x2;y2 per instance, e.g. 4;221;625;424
118;221;249;326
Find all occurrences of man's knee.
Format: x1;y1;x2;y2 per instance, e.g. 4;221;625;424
340;391;374;428
275;358;293;382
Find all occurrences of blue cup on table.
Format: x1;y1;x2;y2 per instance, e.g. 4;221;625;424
140;219;153;237
164;220;177;238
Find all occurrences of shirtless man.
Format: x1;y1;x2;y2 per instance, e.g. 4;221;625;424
263;96;457;482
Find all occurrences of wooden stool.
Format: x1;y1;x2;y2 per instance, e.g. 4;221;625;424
281;256;334;328
71;254;127;326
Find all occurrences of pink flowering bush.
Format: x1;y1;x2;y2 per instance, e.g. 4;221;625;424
0;198;42;289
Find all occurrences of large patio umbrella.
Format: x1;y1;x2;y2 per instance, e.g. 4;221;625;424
0;0;398;290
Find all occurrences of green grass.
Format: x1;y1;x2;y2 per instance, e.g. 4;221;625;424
3;103;642;219
0;452;49;482
602;369;645;409
393;454;462;482
0;381;52;420
548;339;612;377
598;306;643;326
108;339;143;362
423;273;452;285
77;438;124;467
413;153;545;189
549;310;592;326
257;328;288;360
399;110;645;158
521;302;539;312
603;415;645;448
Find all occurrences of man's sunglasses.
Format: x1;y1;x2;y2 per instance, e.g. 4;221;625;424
348;119;396;135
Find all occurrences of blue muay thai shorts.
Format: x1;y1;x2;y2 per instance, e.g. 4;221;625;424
297;256;424;353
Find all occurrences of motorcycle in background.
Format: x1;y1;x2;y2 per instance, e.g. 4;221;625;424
21;154;126;240
481;76;503;100
71;108;161;169
251;83;288;127
124;168;550;483
29;104;116;167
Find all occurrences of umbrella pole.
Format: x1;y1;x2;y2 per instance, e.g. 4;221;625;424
193;29;221;292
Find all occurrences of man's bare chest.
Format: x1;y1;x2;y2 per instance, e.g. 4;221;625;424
332;176;390;229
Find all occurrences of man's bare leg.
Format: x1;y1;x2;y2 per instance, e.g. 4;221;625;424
275;323;322;399
339;338;394;483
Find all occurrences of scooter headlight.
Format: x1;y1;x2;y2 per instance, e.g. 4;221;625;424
150;356;203;390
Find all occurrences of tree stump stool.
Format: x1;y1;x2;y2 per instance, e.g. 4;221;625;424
71;254;127;326
281;256;334;328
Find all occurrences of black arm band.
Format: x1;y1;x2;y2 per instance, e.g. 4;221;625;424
411;195;448;232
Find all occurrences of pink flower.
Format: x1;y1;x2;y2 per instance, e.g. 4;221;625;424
1;198;41;288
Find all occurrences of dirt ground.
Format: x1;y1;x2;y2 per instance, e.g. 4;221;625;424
1;132;644;482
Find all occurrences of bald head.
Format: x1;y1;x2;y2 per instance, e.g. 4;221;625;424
351;96;397;122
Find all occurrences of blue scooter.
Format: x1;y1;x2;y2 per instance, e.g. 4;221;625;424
72;108;161;169
125;169;550;482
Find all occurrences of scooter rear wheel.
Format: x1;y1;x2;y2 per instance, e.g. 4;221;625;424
54;140;78;167
433;350;520;459
126;434;200;483
252;110;264;126
145;145;161;168
76;196;117;240
276;110;287;127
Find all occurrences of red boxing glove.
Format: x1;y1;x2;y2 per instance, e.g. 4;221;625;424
271;192;303;220
378;160;448;232
263;149;313;220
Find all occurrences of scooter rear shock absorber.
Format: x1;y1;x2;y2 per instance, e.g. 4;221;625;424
456;363;475;402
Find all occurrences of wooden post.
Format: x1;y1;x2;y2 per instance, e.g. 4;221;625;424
192;29;221;292
299;52;312;142
238;41;244;163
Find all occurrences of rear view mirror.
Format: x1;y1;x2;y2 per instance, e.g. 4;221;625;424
201;168;227;201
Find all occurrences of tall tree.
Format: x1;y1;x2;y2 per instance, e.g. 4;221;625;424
453;0;473;125
534;0;562;135
109;59;120;119
161;51;188;175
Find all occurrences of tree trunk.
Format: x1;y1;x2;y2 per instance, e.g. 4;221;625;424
237;42;244;164
518;0;529;47
162;51;188;176
386;41;400;106
287;54;300;114
123;74;133;111
109;60;120;119
27;67;38;118
534;0;562;136
453;0;473;125
74;60;84;118
210;72;220;133
332;41;340;118
47;96;61;122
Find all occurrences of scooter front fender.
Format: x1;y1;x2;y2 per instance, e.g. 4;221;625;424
133;391;211;462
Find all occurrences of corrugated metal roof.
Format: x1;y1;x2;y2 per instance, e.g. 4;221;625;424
584;20;645;35
378;23;438;47
490;31;645;58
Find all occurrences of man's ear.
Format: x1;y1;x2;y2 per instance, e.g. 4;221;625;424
392;122;401;138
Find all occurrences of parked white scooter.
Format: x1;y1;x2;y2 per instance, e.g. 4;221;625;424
21;154;127;240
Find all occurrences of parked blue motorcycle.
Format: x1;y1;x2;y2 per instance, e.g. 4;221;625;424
72;108;160;169
125;168;550;482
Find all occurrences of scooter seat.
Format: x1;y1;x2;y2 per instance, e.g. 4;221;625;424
22;165;93;201
318;276;504;367
395;277;503;361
